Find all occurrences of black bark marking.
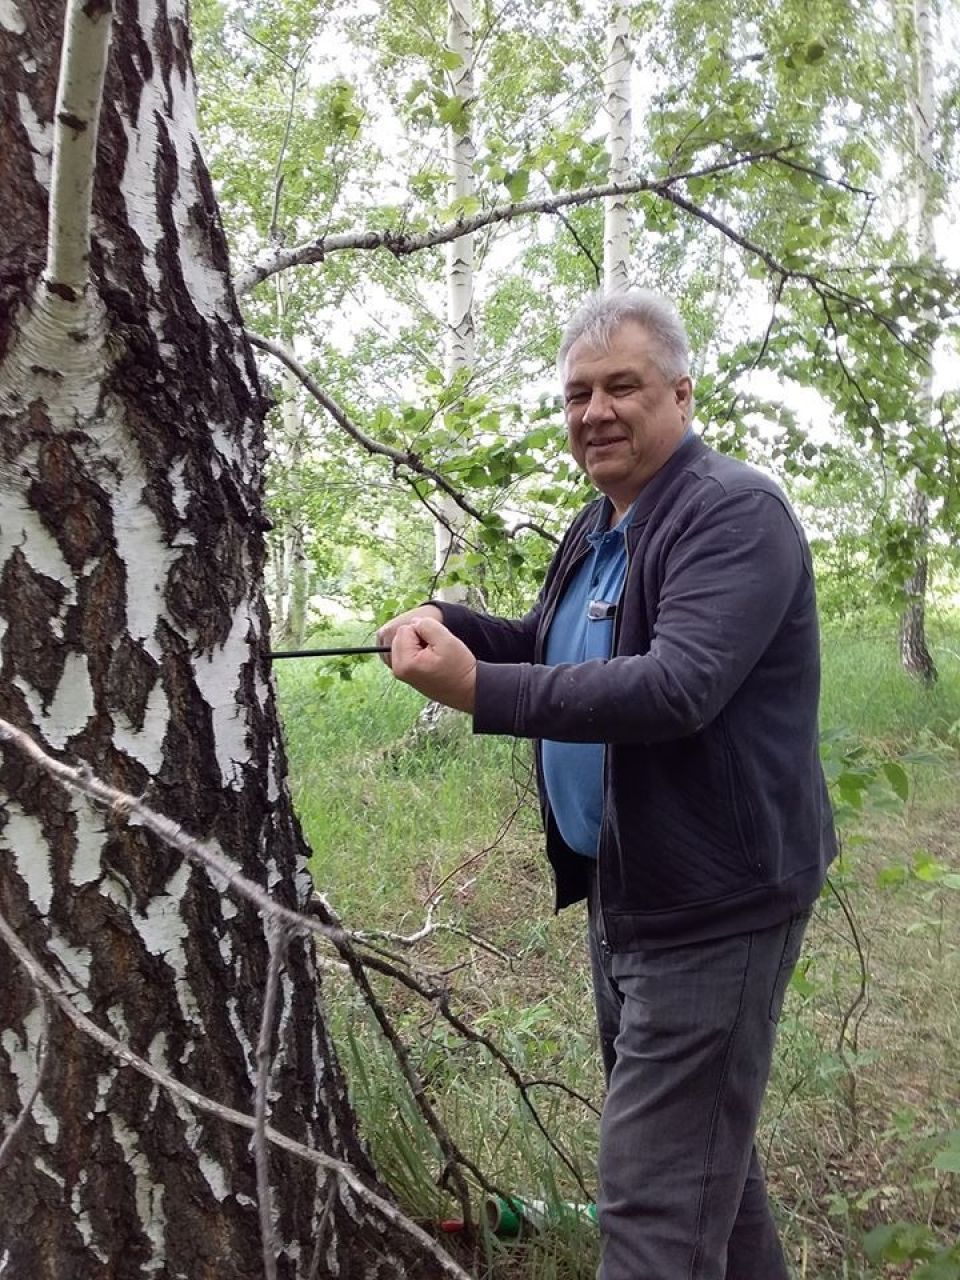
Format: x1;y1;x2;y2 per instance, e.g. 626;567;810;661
152;0;176;113
105;634;159;730
28;438;112;571
0;258;42;370
55;110;87;134
0;550;69;706
76;549;126;659
190;141;232;280
109;0;150;123
43;279;78;301
100;822;179;914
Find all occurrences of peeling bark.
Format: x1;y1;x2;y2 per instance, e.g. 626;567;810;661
0;1;455;1275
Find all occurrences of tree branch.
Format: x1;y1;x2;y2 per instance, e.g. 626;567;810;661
0;718;593;1214
246;331;560;547
46;0;115;299
353;945;593;1200
234;148;805;292
268;44;312;243
320;899;488;1229
245;330;486;520
0;907;473;1280
0;717;347;950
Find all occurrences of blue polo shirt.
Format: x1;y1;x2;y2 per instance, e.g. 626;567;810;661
541;501;636;857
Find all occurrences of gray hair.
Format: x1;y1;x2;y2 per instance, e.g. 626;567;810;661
557;289;691;382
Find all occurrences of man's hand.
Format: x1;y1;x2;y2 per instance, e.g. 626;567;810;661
389;617;477;714
377;605;443;665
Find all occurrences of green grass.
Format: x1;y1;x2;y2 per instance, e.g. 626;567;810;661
277;619;960;1279
820;621;960;749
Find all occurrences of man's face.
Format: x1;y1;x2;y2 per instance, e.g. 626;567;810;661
562;321;693;517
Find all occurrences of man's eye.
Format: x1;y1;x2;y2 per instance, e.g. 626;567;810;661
565;392;588;405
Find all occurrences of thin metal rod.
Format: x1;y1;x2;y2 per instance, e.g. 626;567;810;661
268;645;391;660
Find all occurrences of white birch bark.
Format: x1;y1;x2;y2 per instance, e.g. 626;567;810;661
434;0;475;603
899;0;938;681
603;0;632;293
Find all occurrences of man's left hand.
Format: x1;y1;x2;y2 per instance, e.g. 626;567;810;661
390;617;477;714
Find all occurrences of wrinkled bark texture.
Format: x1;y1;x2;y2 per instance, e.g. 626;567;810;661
0;1;440;1275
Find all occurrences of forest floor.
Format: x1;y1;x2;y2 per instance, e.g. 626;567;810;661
278;622;960;1279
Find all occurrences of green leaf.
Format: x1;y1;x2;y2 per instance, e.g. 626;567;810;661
505;169;530;201
439;49;464;70
883;761;910;801
437;95;467;127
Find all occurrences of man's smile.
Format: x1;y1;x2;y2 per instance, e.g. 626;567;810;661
586;434;629;449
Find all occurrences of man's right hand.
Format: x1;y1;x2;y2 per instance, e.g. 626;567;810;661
376;605;443;665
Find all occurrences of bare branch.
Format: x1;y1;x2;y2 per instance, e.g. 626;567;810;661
319;899;483;1229
255;924;290;1280
234;148;803;292
0;987;50;1172
0;717;347;950
268;45;312;243
307;1172;338;1280
347;899;516;964
246;330;484;523
0;907;473;1280
556;211;602;286
353;944;593;1200
46;0;115;298
0;719;590;1212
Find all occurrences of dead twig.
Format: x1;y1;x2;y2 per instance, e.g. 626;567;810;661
0;906;473;1280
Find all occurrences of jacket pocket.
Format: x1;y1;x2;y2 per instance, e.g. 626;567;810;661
720;718;763;879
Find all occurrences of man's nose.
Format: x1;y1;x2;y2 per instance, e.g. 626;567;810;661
582;389;616;424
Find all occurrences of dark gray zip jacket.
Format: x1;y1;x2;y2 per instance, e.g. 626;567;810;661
438;434;836;949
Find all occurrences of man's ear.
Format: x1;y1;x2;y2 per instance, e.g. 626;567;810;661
676;376;693;417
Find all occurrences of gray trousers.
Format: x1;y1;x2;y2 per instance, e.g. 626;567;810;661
588;882;810;1280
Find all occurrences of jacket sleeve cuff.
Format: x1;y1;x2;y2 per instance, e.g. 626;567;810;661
472;661;526;736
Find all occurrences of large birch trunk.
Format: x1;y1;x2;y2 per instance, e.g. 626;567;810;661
0;1;448;1274
899;0;938;682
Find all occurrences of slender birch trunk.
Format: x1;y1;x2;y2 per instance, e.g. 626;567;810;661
899;0;938;682
603;1;632;293
0;2;451;1273
276;370;309;648
434;0;475;603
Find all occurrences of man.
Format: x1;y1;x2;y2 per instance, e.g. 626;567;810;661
378;289;836;1280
